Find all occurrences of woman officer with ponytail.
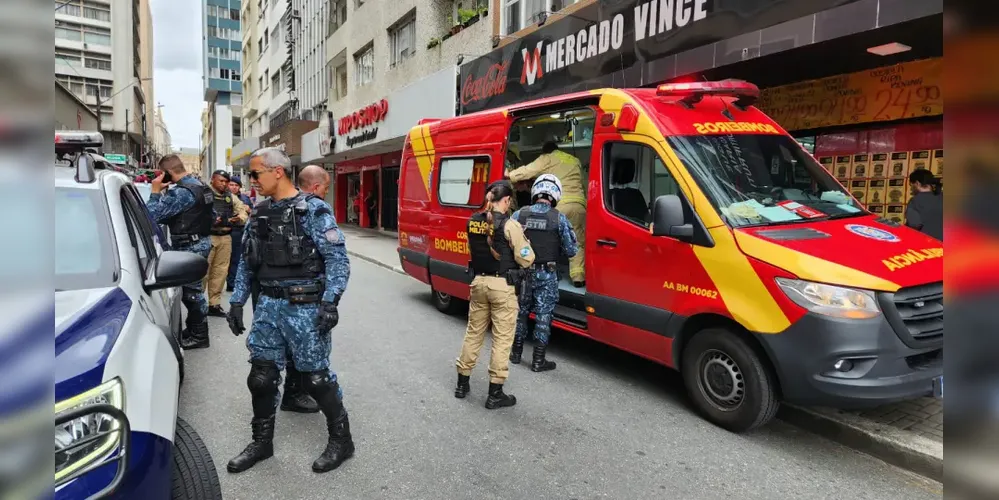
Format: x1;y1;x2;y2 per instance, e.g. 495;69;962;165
454;180;536;409
906;169;943;241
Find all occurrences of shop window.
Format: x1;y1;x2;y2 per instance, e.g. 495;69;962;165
602;142;680;227
438;157;490;207
505;106;595;173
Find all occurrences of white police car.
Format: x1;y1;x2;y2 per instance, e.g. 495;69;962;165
54;132;222;499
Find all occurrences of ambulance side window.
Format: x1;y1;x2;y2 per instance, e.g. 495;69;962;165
437;156;490;207
603;142;681;228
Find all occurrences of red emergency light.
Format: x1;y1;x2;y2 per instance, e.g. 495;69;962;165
656;79;760;110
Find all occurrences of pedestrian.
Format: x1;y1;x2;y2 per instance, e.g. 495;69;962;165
226;147;353;474
454;180;535;409
145;154;214;349
365;188;378;228
905;169;943;241
506;141;587;288
509;174;578;371
204;170;249;318
226;175;253;292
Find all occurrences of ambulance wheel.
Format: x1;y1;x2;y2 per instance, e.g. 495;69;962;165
171;417;222;500
431;288;465;315
681;328;779;433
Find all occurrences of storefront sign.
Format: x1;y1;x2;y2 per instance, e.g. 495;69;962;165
458;0;863;114
338;99;389;135
757;58;942;131
346;128;378;147
318;111;335;156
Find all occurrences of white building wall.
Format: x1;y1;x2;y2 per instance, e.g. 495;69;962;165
291;0;327;118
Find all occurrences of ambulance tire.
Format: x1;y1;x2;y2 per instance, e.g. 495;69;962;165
171;417;223;500
431;288;466;315
682;328;779;433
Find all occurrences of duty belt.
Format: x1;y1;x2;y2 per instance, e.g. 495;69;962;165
259;282;325;304
210;228;233;236
531;262;557;272
474;271;505;277
171;234;202;245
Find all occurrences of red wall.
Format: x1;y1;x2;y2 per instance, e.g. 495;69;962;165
813;120;943;155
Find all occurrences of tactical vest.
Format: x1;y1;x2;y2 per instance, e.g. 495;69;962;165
249;193;324;282
166;179;213;240
211;191;235;235
517;208;560;263
467;212;517;276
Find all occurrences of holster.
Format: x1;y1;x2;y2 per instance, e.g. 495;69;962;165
259;282;324;304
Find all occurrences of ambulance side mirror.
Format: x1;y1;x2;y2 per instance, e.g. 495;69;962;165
651;195;693;241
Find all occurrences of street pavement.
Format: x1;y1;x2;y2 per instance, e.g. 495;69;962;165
179;258;942;500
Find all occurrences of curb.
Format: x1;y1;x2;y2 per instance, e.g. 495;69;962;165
347;250;406;276
345;248;943;482
778;405;942;482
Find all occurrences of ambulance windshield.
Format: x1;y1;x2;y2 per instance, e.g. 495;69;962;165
666;134;865;228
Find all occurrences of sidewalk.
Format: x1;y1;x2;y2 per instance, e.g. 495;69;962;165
339;225;942;480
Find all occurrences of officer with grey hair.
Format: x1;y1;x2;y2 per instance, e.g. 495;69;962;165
226;147;354;474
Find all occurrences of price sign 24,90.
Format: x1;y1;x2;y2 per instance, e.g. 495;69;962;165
757;58;942;132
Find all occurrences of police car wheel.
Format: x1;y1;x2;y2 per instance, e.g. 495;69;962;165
681;328;779;433
431;288;465;315
171;417;222;499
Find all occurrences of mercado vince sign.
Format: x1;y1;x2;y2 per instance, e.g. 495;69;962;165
338;99;389;135
458;0;864;114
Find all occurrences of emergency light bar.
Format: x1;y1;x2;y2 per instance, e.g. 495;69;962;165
656;80;760;109
56;131;104;153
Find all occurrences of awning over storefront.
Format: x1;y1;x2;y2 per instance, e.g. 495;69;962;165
302;67;456;164
457;0;942;114
230;136;259;169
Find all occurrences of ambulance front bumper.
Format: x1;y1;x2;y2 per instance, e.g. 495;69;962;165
756;311;942;408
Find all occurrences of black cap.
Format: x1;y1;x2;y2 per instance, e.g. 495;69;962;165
212;170;231;181
230;175;242;186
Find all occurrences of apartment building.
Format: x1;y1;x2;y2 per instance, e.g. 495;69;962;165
55;0;155;167
300;0;492;230
201;0;243;177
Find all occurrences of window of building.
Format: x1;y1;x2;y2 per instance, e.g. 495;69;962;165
55;26;82;41
233;117;241;139
353;45;374;87
271;70;282;96
601;142;680;227
55;50;82;67
82;3;111;22
329;0;347;33
258;75;265;96
56;1;82;16
389;15;415;67
270;26;280;52
438;157;491;206
84;56;111;71
502;0;577;35
207;5;218;17
231;70;241;81
334;63;347;100
263;28;269;51
230;8;239;19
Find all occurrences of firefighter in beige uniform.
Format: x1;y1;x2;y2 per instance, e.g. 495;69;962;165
454;181;535;409
507;141;586;287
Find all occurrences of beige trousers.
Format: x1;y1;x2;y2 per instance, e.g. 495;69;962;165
204;234;232;306
560;201;586;283
456;276;519;384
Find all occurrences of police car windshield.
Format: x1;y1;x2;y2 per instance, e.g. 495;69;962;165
666;134;866;228
55;187;117;291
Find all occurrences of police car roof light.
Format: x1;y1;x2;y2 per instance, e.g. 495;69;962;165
56;131;104;152
656;80;760;110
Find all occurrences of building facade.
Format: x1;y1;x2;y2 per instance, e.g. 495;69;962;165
202;0;244;177
300;0;492;230
459;0;943;224
152;105;172;159
55;80;100;131
55;0;154;168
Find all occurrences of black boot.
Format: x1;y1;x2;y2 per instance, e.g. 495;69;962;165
282;364;319;413
313;413;355;473
180;320;209;350
530;344;556;372
227;416;275;473
485;383;516;409
304;372;355;473
454;374;470;399
509;337;524;364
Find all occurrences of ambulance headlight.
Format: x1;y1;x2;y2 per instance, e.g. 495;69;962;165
54;378;124;483
775;278;881;319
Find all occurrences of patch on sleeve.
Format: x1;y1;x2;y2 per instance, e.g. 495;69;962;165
314;205;332;217
325;229;343;244
520;246;531;257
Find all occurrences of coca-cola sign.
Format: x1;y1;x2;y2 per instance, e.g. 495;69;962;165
461;61;511;109
337;99;389;135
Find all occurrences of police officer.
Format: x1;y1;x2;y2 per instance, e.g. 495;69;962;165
455;180;535;409
146;154;214;350
510;174;578;371
205;170;249;317
226;147;353;474
227;175;253;292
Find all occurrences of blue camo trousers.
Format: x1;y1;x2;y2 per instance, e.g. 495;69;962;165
515;273;560;345
178;239;211;320
246;294;342;401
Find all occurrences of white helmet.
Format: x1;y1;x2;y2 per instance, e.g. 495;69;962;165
531;174;563;206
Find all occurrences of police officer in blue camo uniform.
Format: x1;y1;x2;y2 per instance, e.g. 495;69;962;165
510;174;578;372
146;154;214;350
225;147;353;475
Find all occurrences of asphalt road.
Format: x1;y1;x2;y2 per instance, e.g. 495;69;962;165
179;259;942;500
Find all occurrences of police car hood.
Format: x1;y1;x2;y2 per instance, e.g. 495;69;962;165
733;215;943;292
55;287;131;389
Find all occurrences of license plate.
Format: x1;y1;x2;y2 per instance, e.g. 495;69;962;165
932;376;943;399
